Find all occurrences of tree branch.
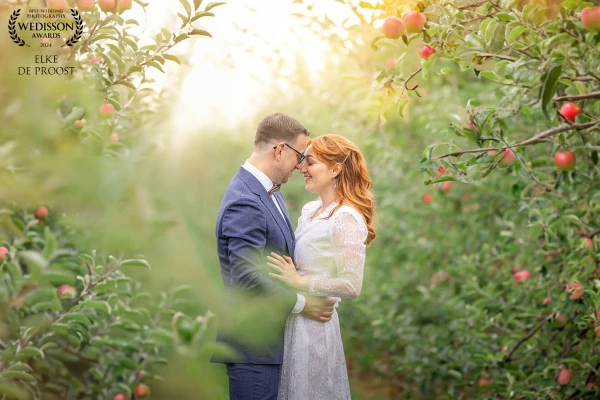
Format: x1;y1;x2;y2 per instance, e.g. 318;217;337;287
517;120;600;146
505;312;556;361
478;52;518;62
553;91;600;103
404;67;422;91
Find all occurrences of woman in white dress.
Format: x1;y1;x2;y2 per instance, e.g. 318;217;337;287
266;134;376;400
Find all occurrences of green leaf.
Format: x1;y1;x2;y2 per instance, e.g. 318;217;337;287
175;34;189;43
398;97;409;118
85;300;112;314
125;19;139;26
1;371;37;382
0;380;29;399
122;37;138;51
177;12;188;25
162;54;181;64
15;347;45;360
480;71;499;81
127;65;143;74
42;227;57;259
359;1;374;8
40;269;76;285
507;25;526;45
59;312;91;325
120;259;151;269
191;11;215;22
194;0;203;10
180;0;192;16
4;261;23;283
106;14;124;25
189;29;212;37
6;362;33;373
147;61;165;73
116;80;137;91
539;64;562;119
205;1;226;11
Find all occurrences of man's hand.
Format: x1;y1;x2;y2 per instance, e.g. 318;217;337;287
301;295;335;322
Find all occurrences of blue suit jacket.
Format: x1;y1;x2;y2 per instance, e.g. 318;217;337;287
210;167;298;364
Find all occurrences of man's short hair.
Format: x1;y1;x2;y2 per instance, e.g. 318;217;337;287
254;113;310;149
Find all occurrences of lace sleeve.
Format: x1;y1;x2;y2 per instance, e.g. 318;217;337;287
308;211;367;298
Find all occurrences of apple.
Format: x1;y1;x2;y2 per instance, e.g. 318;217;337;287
589;380;598;389
423;193;433;204
74;119;86;130
384;58;395;68
57;284;76;299
117;0;132;12
441;181;452;191
113;394;127;400
99;103;115;118
556;367;572;385
554;151;576;171
582;6;600;32
35;206;48;220
383;17;405;39
418;44;436;59
555;313;568;327
580;237;593;248
566;282;584;300
497;148;515;168
403;11;426;33
76;0;95;11
136;370;145;380
90;56;104;63
0;246;8;262
559;102;580;122
513;270;530;282
542;296;552;306
48;0;69;9
99;0;117;12
134;384;150;398
487;149;498;157
501;345;507;353
109;133;119;142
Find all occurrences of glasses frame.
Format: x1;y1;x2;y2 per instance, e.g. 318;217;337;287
273;143;306;165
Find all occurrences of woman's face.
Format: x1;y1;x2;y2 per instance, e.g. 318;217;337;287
300;145;335;193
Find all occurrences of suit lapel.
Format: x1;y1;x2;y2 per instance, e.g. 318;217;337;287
237;168;294;256
274;192;295;256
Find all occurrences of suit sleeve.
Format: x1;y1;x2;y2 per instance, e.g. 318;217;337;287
222;198;297;310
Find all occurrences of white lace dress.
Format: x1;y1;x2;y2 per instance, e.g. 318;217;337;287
278;200;368;400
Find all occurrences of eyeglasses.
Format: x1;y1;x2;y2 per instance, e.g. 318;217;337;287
273;143;306;164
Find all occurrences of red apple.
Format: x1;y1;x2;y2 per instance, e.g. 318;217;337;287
554;151;576;171
74;119;86;130
559;102;580;122
498;148;515;168
588;380;598;389
113;394;127;400
117;0;132;12
542;296;552;306
556;367;572;385
403;11;426;33
441;181;452;191
35;206;48;220
582;6;600;32
423;193;433;204
418;44;436;59
99;0;117;12
580;237;593;248
501;345;507;353
384;58;395;67
99;103;115;118
556;314;568;327
513;270;530;282
0;246;8;262
109;133;119;142
383;17;405;39
487;149;498;157
57;284;76;299
76;0;95;11
90;56;104;63
566;282;584;300
134;384;150;398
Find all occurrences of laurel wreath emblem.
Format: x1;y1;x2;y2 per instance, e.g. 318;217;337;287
8;9;29;47
62;9;83;47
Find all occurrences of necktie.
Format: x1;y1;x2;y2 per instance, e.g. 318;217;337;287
268;184;281;195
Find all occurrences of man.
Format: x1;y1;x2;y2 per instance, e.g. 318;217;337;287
211;113;336;399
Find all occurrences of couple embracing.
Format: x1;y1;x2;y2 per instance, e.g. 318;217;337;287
210;113;376;400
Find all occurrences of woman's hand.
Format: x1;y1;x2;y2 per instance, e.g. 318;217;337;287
267;252;310;291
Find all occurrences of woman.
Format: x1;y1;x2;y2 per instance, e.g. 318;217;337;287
266;134;376;400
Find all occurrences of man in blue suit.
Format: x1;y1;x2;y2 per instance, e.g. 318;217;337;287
211;113;336;399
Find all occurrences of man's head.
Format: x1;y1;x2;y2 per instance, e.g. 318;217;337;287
252;113;310;185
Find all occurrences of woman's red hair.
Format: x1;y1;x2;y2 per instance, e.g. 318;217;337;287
308;134;376;246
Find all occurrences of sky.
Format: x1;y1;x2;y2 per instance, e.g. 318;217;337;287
127;0;340;144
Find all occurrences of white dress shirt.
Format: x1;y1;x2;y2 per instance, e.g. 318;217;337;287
242;160;305;314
